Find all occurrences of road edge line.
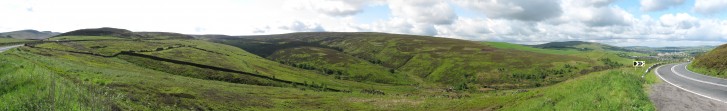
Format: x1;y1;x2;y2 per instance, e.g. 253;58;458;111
681;63;727;81
670;64;727;88
654;64;727;104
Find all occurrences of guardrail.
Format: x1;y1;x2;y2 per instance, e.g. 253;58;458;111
642;63;663;78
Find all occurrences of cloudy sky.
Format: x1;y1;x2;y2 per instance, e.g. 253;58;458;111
2;0;727;46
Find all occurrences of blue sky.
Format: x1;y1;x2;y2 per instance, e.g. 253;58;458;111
1;0;727;47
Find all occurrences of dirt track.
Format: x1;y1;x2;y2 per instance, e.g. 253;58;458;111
649;83;727;111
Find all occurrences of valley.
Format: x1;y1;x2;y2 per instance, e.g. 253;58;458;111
0;27;695;110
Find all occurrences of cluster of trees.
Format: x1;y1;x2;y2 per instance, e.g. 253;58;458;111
499;63;588;88
295;81;331;91
368;59;384;65
599;58;623;68
361;88;385;95
453;82;469;91
283;62;345;75
277;61;353;80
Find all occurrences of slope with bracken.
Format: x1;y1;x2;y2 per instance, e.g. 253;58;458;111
35;28;417;92
0;28;657;110
690;43;727;78
207;32;616;89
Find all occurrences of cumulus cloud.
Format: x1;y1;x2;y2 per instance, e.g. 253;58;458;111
555;0;634;27
659;13;699;29
387;0;457;25
288;0;373;17
694;0;727;15
3;0;727;46
455;0;563;21
641;0;686;12
362;17;438;36
583;7;634;27
250;21;325;34
279;21;325;32
438;0;726;46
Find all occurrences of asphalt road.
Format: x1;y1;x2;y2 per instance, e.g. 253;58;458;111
0;44;23;52
654;63;727;104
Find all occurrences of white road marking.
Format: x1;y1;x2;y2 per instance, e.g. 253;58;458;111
670;64;727;88
682;63;727;82
655;65;727;104
0;45;23;52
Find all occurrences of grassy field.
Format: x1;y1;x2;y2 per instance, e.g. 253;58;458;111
483;41;641;66
482;42;580;55
0;46;658;110
0;31;661;110
268;46;411;85
46;36;126;41
0;38;33;44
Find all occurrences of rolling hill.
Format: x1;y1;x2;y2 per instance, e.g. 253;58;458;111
0;28;656;110
0;29;60;39
206;32;622;89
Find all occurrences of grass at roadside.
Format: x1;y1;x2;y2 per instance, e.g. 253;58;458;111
328;67;656;110
686;64;727;78
494;68;654;110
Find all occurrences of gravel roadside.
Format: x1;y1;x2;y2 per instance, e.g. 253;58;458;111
649;83;727;111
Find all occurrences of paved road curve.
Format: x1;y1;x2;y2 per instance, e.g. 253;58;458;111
655;63;727;104
0;44;23;52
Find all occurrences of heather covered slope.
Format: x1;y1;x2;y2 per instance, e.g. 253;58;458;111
0;29;657;110
689;44;727;78
209;32;617;89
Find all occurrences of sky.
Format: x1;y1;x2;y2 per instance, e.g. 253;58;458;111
2;0;727;47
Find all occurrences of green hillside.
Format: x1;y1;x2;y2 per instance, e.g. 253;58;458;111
0;30;60;39
209;32;625;89
0;29;657;110
0;44;656;110
268;46;410;84
689;44;727;78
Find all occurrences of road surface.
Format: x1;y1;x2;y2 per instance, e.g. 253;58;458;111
0;44;23;52
652;63;727;110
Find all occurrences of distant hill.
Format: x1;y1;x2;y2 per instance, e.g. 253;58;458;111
134;32;195;39
55;27;139;38
533;41;627;51
52;27;193;39
623;46;714;56
0;29;60;39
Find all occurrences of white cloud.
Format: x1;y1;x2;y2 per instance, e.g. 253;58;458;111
659;13;699;29
2;0;727;46
555;0;635;27
287;0;377;17
641;0;686;12
694;0;727;15
455;0;563;21
387;0;456;25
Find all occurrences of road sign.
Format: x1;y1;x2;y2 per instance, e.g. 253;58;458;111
633;61;645;67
